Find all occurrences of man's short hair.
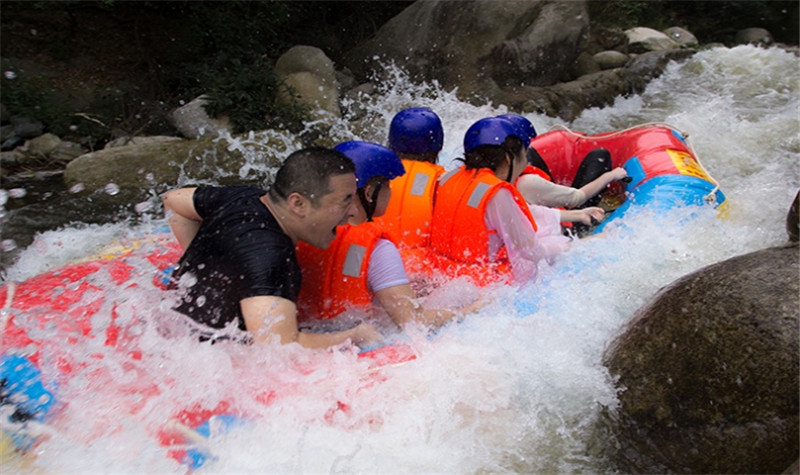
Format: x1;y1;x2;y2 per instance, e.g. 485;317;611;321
269;147;356;205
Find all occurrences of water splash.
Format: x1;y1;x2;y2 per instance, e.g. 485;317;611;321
2;46;798;473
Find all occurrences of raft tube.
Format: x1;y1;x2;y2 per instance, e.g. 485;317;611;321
529;124;727;232
0;232;416;469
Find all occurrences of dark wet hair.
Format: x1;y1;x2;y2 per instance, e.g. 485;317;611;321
357;174;390;222
269;147;356;205
460;135;525;172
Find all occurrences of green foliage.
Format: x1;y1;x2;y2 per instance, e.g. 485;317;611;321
198;56;308;134
157;1;308;133
1;70;81;138
588;1;666;31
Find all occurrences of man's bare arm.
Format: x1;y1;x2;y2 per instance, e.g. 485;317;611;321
240;295;382;349
162;187;202;249
374;283;479;330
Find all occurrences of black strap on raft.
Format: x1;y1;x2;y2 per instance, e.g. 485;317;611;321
0;378;36;423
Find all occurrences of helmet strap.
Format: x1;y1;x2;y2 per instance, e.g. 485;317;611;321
358;181;383;222
505;153;514;183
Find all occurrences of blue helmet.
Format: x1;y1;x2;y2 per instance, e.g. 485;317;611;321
463;117;522;154
496;113;537;144
333;141;406;189
388;107;444;154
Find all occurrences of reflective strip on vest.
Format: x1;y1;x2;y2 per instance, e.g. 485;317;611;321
410;172;430;196
467;182;490;208
342;243;366;278
438;168;459;186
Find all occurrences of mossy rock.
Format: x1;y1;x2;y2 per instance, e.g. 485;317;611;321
63;135;285;191
603;244;800;473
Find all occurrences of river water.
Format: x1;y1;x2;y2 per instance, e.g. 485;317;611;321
1;45;798;472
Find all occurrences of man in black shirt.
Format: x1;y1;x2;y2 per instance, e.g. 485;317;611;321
162;147;382;348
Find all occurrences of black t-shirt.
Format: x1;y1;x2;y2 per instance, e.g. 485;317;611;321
171;186;301;331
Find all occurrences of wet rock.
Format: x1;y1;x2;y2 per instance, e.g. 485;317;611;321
496;49;693;121
625;49;695;87
0;150;25;167
64;134;284;191
571;52;601;77
625;27;680;53
0;124;15;142
24;133;61;158
49;140;86;163
275;45;340;119
9;116;43;139
335;68;358;93
1;136;25;152
586;25;628;55
343;0;589;100
604;244;800;474
275;45;338;86
736;28;774;46
342;83;377;120
168;95;231;140
593;51;630;70
663;26;698;47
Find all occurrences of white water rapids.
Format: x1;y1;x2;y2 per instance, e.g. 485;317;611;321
1;45;798;473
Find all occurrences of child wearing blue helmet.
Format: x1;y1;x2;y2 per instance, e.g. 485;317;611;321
296;141;471;332
375;108;447;256
428;117;605;285
497;113;628;210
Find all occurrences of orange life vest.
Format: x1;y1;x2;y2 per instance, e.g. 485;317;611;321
516;164;551;183
428;167;537;285
295;222;389;321
374;159;444;250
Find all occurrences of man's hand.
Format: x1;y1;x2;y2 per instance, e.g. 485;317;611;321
349;322;384;348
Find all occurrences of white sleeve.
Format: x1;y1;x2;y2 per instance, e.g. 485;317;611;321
528;204;562;237
517;174;587;208
484;189;542;282
367;238;410;292
528;204;571;263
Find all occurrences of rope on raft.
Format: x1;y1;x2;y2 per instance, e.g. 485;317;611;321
545;122;721;205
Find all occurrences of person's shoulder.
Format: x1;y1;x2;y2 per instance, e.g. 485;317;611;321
199;185;266;201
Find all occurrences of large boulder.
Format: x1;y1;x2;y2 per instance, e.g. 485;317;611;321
168;95;231;140
625;27;680;53
603;244;800;474
63;135;283;190
492;49;695;121
342;0;589;101
735;27;774;46
275;45;340;119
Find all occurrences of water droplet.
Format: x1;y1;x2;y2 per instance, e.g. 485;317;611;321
3;70;16;80
1;239;17;251
104;183;120;196
134;201;153;214
8;188;27;198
